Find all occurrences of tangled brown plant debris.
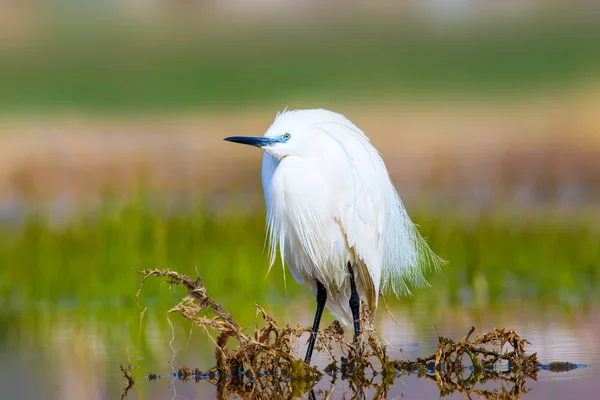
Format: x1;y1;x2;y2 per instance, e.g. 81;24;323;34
128;268;581;400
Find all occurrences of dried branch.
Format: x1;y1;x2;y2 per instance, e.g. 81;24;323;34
126;268;580;400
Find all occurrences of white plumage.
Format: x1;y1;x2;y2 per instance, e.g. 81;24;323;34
253;108;444;327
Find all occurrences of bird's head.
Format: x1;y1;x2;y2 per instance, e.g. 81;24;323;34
224;108;345;160
223;131;296;160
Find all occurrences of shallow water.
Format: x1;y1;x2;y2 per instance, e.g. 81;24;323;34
1;295;596;400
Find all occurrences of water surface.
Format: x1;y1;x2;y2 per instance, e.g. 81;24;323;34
1;296;596;399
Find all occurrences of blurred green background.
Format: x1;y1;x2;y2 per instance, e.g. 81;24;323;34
0;2;599;399
1;5;600;113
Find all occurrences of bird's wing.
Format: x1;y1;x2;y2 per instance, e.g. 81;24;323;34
320;119;445;301
319;122;383;310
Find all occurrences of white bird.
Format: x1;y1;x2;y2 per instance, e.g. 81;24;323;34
225;108;444;363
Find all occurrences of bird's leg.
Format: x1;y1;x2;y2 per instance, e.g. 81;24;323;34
348;262;361;342
304;279;327;365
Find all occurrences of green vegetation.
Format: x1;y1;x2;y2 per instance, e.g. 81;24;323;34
1;195;598;319
1;16;599;113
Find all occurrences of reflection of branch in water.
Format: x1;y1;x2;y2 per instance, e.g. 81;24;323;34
424;368;535;399
124;269;583;400
312;366;536;400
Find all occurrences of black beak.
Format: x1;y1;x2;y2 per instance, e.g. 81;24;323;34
224;136;276;148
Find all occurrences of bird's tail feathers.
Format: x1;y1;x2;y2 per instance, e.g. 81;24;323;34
380;187;446;297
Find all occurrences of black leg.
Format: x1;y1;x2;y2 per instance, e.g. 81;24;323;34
348;262;361;340
304;279;327;364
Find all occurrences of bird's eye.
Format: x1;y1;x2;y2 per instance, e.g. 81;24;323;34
282;133;291;141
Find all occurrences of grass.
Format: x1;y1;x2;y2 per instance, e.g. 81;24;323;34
1;194;598;320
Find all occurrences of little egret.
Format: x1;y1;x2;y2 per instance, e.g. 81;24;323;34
224;109;444;364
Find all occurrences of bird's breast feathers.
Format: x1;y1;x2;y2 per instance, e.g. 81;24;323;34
263;155;381;292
